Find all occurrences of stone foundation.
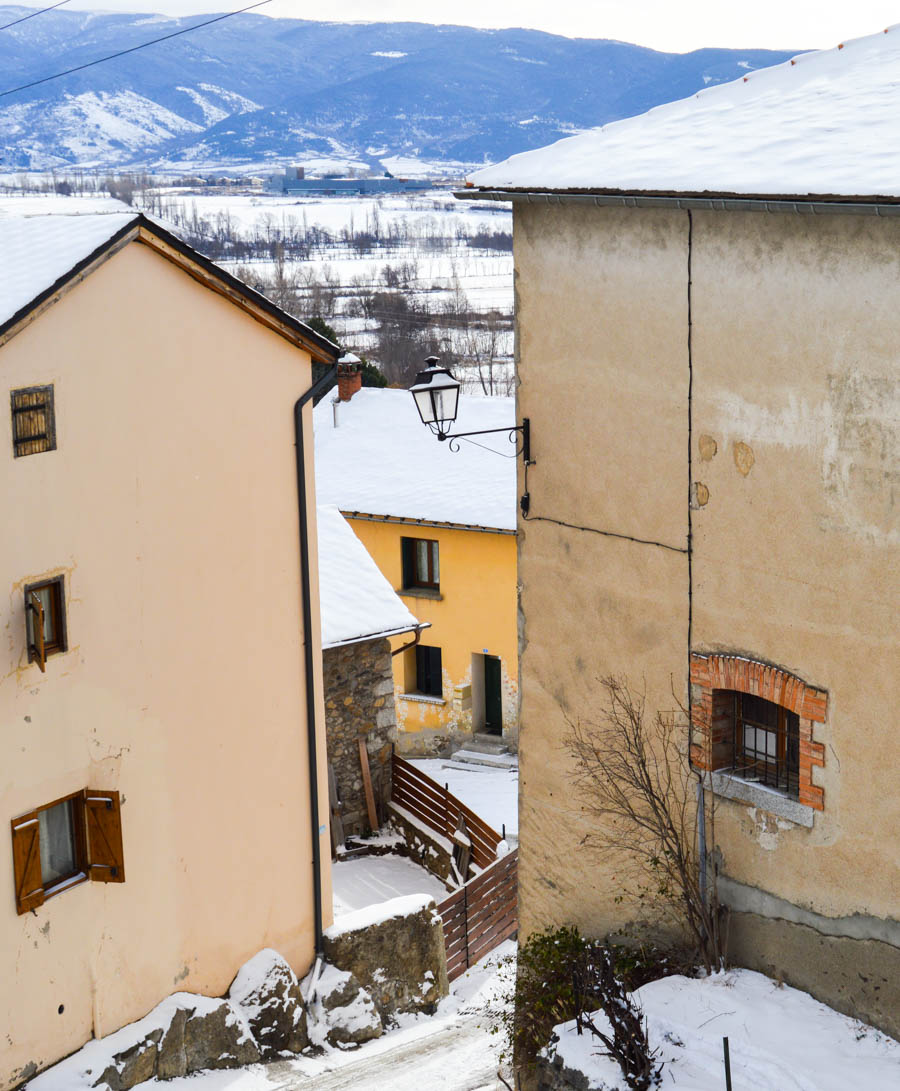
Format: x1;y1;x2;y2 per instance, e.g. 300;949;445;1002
324;638;396;834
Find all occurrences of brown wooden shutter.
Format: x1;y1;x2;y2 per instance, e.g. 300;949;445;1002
28;592;46;672
11;812;45;914
85;791;125;883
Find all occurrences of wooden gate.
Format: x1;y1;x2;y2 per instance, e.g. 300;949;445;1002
437;849;518;980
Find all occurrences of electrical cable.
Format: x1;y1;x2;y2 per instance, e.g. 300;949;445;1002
0;0;273;98
0;1;70;32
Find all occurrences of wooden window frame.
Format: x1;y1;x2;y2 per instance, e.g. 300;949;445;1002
401;537;440;592
25;576;67;671
11;384;56;458
11;790;125;915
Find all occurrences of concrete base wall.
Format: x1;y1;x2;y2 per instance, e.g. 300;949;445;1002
727;912;900;1040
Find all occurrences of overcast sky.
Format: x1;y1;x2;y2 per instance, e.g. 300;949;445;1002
11;0;900;54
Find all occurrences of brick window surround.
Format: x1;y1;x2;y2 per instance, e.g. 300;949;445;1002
690;653;826;811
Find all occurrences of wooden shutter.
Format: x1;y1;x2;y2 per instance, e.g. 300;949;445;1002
418;646;442;697
11;812;45;914
28;592;46;672
85;791;125;883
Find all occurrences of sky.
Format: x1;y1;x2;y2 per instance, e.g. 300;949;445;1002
9;0;900;54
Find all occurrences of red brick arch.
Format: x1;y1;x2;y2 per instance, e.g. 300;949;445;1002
690;653;826;811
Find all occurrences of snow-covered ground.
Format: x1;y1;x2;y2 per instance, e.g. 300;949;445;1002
410;758;518;842
552;968;900;1091
130;941;516;1091
332;852;449;917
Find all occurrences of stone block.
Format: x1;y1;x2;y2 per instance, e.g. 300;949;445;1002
323;894;449;1019
313;964;383;1047
94;1031;162;1090
228;948;308;1058
156;1007;188;1080
183;999;260;1072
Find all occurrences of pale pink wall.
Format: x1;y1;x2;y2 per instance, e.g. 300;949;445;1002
0;241;332;1089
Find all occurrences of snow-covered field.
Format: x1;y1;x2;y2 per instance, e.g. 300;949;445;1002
410;758;518;842
552;968;900;1090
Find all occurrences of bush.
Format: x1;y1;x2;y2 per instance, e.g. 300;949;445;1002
492;925;677;1085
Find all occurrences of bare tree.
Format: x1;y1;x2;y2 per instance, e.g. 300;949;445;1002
565;676;724;973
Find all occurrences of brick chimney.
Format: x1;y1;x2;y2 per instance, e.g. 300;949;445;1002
337;359;362;402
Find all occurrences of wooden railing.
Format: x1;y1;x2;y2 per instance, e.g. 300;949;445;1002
438;849;518;980
390;752;517;979
391;753;502;870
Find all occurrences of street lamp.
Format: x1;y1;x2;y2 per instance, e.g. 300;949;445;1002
409;356;533;514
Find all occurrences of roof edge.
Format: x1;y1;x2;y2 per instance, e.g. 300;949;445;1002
323;619;428;651
341;511;517;535
456;188;900;217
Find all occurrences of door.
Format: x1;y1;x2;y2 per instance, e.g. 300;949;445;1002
484;655;502;736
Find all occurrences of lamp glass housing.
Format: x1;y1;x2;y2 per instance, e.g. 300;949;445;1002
410;363;460;434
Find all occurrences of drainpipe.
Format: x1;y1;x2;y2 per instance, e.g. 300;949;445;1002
295;364;337;958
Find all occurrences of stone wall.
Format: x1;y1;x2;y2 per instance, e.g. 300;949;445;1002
323;638;396;835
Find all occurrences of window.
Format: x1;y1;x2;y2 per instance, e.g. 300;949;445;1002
11;385;56;457
415;645;443;697
401;537;440;592
730;692;800;797
25;576;66;671
11;790;125;915
690;653;826;813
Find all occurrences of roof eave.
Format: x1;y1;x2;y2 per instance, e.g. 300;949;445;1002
323;619;429;651
456;187;900;217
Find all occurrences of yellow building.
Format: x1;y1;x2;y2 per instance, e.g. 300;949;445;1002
0;206;338;1089
315;380;517;754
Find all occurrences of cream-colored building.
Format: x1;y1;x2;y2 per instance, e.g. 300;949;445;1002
465;30;900;1036
0;205;338;1089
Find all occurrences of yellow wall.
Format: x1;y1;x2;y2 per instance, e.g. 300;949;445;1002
344;517;517;753
0;240;332;1089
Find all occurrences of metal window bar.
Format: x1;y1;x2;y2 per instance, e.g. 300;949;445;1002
730;691;800;797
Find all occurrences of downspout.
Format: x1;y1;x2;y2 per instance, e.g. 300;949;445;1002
390;622;429;658
295;363;338;958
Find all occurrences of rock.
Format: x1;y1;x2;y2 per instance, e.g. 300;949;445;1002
183;999;260;1072
228;948;308;1058
323;895;449;1019
312;964;382;1048
156;1007;188;1080
93;1030;162;1090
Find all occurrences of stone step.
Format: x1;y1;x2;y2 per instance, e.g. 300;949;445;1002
446;749;519;770
462;732;511;755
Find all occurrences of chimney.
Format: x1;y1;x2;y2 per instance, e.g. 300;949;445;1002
336;359;362;402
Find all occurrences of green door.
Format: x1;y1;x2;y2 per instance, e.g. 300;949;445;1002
485;655;503;736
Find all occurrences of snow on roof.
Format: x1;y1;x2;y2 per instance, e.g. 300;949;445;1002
317;504;420;649
0;200;138;329
314;387;517;531
470;26;900;199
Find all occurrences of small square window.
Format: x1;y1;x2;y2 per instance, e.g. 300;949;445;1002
25;576;66;670
401;537;439;591
730;691;800;798
11;385;56;457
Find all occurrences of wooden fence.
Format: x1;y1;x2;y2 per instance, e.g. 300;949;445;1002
390;752;517;980
438;849;519;980
391;753;502;870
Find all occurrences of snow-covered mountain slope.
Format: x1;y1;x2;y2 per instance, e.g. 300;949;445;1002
0;7;802;172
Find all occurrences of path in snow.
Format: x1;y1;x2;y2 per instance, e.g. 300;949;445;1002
265;1015;507;1090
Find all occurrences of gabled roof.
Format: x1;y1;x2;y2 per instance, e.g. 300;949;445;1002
314;388;517;533
317;505;422;649
468;26;900;203
0;201;339;362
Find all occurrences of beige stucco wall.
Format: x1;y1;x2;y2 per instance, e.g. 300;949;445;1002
1;240;333;1089
513;201;899;960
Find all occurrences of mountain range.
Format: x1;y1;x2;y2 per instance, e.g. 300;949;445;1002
0;6;803;174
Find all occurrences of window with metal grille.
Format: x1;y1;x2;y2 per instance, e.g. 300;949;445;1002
11;385;56;457
401;537;439;591
415;645;443;697
730;691;800;797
